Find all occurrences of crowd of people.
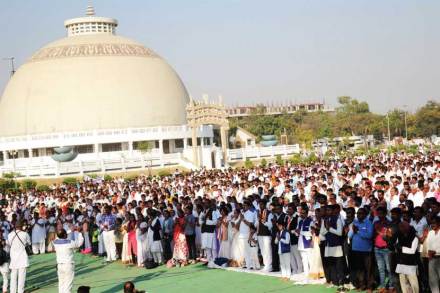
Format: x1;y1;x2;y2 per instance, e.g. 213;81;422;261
0;150;439;293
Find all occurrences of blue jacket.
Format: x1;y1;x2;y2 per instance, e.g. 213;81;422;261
278;230;291;254
348;218;373;252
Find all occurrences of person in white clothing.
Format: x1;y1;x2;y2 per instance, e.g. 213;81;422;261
239;201;257;269
31;214;47;254
53;228;84;293
427;216;440;293
6;221;31;293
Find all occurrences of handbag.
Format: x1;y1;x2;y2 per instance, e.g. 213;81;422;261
14;230;32;256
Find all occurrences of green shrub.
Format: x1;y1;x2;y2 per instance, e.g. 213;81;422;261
275;154;284;166
306;152;318;164
158;170;171;177
0;177;19;192
244;158;254;169
260;158;268;168
104;174;113;181
86;173;98;179
124;174;138;182
406;145;418;155
36;184;50;192
22;179;37;190
289;154;302;165
62;177;78;185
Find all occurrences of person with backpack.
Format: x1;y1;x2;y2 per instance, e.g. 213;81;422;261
6;221;31;293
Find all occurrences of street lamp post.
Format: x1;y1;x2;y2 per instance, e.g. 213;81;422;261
386;113;391;143
403;105;408;141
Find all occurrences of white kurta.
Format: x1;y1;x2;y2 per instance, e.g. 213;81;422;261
31;219;47;243
7;230;31;269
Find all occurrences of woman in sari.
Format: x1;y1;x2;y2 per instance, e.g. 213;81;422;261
173;209;189;266
126;214;137;264
309;209;324;280
217;206;230;259
229;208;244;267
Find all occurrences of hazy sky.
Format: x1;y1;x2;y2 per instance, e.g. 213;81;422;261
1;0;439;113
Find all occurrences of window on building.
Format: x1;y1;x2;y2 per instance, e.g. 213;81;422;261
133;141;155;151
175;139;184;149
32;149;39;158
101;143;122;152
45;148;54;156
74;144;94;154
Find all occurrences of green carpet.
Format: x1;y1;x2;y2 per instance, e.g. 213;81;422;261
18;254;333;292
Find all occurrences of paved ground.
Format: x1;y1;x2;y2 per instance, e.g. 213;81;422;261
17;253;333;293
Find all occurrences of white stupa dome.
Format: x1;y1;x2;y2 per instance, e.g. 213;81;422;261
0;6;189;137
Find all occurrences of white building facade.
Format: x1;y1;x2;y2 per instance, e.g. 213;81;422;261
0;6;301;178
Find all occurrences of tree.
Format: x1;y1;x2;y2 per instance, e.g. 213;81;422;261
137;141;154;175
295;128;314;150
413;101;440;137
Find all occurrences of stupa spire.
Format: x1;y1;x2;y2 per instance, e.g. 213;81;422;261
86;4;96;16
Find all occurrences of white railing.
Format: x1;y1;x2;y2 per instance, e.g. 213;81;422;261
227;144;300;161
0;151;183;178
0;125;214;151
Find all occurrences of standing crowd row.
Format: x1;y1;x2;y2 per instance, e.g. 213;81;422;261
0;150;439;293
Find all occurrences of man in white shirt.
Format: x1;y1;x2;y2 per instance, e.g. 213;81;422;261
427;216;440;293
53;228;84;293
7;221;31;293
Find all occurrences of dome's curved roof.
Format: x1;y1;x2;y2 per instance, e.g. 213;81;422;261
0;20;189;137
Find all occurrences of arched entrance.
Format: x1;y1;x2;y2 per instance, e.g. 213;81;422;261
186;96;229;167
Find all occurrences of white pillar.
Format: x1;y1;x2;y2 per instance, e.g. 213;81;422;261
183;137;188;149
128;141;133;156
121;157;126;171
159;139;164;167
79;161;84;175
94;143;100;154
2;151;7;160
55;162;60;177
28;149;33;159
100;159;105;173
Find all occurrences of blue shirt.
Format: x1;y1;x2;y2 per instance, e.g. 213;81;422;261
348;218;373;252
101;214;116;231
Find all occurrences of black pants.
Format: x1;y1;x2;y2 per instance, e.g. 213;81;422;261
115;242;123;259
163;234;173;262
351;251;373;290
319;242;331;283
418;256;430;292
92;242;99;255
186;234;197;260
328;256;346;286
389;252;402;293
271;239;280;271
